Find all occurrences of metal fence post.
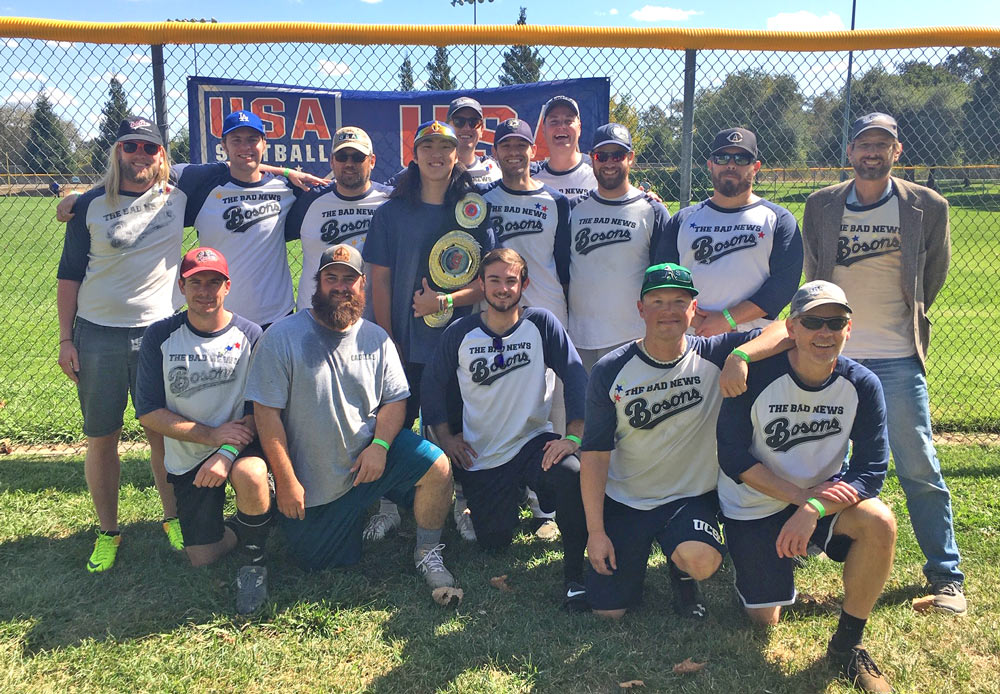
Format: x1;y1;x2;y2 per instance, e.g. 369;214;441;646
679;48;697;209
151;44;169;156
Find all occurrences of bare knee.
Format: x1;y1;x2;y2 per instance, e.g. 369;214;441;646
593;608;627;620
671;542;722;581
745;606;781;626
847;498;897;544
418;454;453;489
229;456;269;490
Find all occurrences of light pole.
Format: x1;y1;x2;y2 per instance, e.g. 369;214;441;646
450;0;494;88
838;0;858;181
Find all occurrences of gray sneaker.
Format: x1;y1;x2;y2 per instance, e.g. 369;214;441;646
363;510;401;541
929;580;967;615
453;499;477;542
236;565;268;615
414;543;455;590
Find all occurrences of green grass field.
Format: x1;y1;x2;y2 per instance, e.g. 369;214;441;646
1;446;997;693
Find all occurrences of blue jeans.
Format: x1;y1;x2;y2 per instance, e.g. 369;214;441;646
857;355;963;583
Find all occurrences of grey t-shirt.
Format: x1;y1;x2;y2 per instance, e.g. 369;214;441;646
245;311;410;507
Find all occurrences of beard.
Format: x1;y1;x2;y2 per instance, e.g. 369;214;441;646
120;157;158;186
711;168;754;198
485;288;522;314
852;157;894;181
595;167;628;191
335;169;368;191
311;287;365;330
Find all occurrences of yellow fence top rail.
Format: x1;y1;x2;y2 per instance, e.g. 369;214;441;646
3;18;1000;50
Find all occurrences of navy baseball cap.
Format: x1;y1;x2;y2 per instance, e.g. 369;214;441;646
542;95;580;118
494;118;534;145
446;97;483;120
222;110;266;137
115;117;163;146
592;123;632;152
711;128;758;158
850;112;898;141
641;263;698;298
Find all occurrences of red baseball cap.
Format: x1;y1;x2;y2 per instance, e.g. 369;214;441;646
180;247;229;279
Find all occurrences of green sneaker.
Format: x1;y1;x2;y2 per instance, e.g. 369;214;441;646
163;517;185;551
87;532;121;573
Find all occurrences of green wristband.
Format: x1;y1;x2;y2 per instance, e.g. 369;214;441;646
282;167;291;178
565;434;582;446
722;308;738;330
731;348;751;364
219;444;239;455
446;294;454;309
805;497;827;518
372;438;391;452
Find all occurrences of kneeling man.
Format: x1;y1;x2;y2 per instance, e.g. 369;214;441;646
718;280;896;693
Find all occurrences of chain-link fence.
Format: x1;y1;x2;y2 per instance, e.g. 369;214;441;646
1;22;999;451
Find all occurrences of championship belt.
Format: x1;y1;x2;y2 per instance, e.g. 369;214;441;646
422;193;490;327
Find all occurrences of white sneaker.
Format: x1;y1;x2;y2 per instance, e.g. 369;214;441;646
363;510;401;541
453;498;476;541
414;543;455;589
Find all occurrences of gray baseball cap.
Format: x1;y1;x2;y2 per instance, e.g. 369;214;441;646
446;97;483;120
318;244;364;275
849;112;898;141
789;281;852;318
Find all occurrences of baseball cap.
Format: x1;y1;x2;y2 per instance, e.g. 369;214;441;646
710;128;758;158
849;112;898;141
592;123;632;152
494;118;534;145
789;281;852;318
333;126;373;156
414;120;459;147
115;117;163;146
446;97;484;120
640;263;698;298
542;95;580;118
222;110;266;137
318;244;364;275
180;247;229;279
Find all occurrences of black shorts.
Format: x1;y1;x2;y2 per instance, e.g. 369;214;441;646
723;504;852;609
586;491;725;611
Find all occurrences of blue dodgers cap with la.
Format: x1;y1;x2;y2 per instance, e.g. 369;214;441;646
592;123;632;152
494;118;534;145
222;110;266;137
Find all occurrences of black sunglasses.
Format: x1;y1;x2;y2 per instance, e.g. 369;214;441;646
711;152;754;166
591;150;628;163
334;152;368;163
451;116;482;129
645;267;692;284
798;316;850;331
121;141;160;155
492;336;505;368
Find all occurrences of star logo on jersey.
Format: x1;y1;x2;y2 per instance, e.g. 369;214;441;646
758;230;765;239
615;384;623;393
614;394;621;402
216;193;222;199
853;235;859;241
689;220;697;228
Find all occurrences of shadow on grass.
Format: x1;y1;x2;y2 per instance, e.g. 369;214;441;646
0;454;159;494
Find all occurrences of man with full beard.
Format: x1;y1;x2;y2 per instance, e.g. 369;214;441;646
654;128;802;336
801;113;965;614
245;244;458;592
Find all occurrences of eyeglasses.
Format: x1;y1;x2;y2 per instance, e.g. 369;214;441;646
334;152;368;163
121;141;160;155
591;150;628;163
798;316;850;331
492;336;505;368
711;152;754;166
450;116;482;129
851;140;895;153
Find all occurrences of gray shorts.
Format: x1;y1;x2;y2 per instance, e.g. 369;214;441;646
73;317;147;437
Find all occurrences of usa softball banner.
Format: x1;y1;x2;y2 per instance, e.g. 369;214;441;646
187;76;610;184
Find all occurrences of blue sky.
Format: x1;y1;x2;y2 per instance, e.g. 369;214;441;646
3;0;999;30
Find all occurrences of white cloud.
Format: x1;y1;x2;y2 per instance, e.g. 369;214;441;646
11;71;47;81
360;0;383;3
609;8;619;14
630;5;702;22
89;72;129;84
127;52;152;64
767;11;844;32
4;39;18;48
45;40;76;49
317;60;351;76
5;88;78;107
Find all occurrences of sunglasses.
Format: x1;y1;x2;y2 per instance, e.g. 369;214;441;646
645;267;692;284
798;316;850;331
121;141;160;155
711;152;754;166
591;150;628;163
450;116;482;129
492;336;505;368
334;152;368;163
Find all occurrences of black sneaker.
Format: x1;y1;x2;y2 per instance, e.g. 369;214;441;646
827;643;893;693
670;566;707;620
928;580;967;615
236;565;268;615
562;581;589;613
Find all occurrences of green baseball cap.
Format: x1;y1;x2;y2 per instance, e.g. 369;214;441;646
640;263;698;298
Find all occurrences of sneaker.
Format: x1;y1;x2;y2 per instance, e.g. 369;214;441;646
563;581;589;613
162;517;185;551
827;643;893;693
531;518;560;541
414;543;455;590
236;565;268;615
363;510;401;542
453;499;476;542
670;568;708;619
86;532;121;573
929;580;967;615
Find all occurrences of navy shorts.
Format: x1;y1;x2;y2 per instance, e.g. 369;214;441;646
73;317;147;437
281;430;443;571
724;504;853;608
586;491;725;611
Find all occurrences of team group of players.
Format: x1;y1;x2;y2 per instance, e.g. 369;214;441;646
54;95;965;692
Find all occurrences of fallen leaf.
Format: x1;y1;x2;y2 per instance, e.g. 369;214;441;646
0;439;10;455
672;658;707;674
619;680;644;689
0;399;6;409
912;595;936;612
490;575;513;592
432;586;464;607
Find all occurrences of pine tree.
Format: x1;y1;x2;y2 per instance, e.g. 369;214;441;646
498;8;543;86
24;92;73;174
90;77;131;172
399;55;415;91
425;47;455;91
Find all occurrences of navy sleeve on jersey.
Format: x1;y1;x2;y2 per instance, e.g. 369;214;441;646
134;314;185;418
841;362;890;499
697;328;763;370
716;390;758;482
580;347;632;452
420;316;471;428
526;308;588;422
653;208;682;265
362;202;393;266
647;198;671;266
553;192;572;285
284;183;331;241
747;205;804;318
56;189;99;281
176;162;230;227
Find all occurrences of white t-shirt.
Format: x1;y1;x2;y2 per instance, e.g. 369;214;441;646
534;159;599;203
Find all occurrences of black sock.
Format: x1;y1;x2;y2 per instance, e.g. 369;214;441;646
669;561;699;599
830;610;867;651
100;529;120;537
235;509;271;566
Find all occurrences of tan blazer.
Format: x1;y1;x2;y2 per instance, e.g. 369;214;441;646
801;176;951;371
